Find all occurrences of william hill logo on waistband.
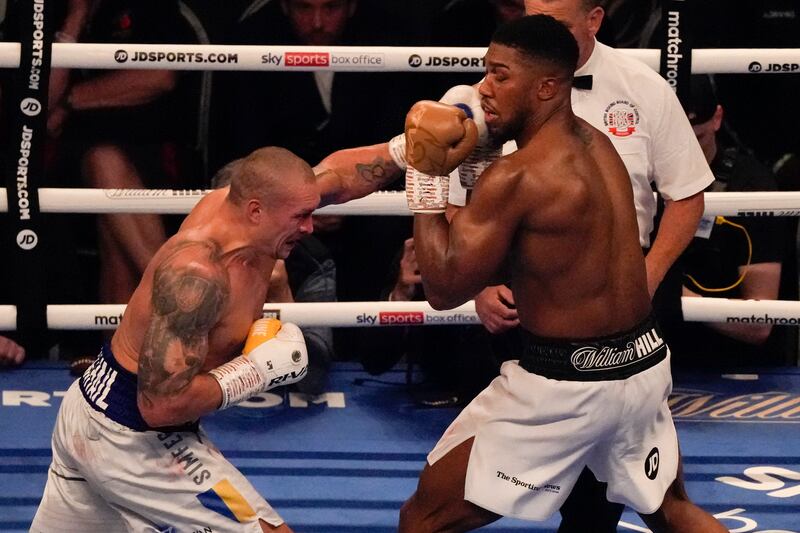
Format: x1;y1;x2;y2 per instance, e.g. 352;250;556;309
570;328;665;372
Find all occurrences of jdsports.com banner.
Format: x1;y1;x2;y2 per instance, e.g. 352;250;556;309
3;0;52;347
0;42;797;75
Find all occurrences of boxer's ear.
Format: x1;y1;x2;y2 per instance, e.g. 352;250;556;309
246;199;263;224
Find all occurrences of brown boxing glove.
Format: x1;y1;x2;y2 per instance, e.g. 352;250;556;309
404;100;479;176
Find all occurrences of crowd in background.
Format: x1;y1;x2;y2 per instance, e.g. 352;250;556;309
0;0;798;405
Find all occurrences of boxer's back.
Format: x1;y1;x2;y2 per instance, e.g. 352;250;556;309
511;117;650;338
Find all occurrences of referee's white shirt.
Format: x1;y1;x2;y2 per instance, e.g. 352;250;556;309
449;40;715;248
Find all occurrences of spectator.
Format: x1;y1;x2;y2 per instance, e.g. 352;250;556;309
50;0;202;307
214;0;417;167
668;75;789;368
0;0;98;366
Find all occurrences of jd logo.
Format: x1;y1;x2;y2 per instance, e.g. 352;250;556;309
20;97;41;117
645;447;660;480
16;229;38;250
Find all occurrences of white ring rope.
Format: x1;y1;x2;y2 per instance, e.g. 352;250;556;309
0;302;479;330
0;43;798;74
2;188;800;217
680;298;800;326
0;298;796;330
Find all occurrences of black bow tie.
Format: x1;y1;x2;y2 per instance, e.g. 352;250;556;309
572;75;593;90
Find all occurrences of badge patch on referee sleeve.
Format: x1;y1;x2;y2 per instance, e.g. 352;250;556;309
197;479;257;523
645;447;660;480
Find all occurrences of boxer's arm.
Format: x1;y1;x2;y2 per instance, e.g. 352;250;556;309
315;143;405;207
137;251;229;428
414;159;523;310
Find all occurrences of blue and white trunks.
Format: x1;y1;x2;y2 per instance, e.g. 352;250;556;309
31;344;283;532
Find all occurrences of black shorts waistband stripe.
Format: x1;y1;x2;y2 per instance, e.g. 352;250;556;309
518;314;668;381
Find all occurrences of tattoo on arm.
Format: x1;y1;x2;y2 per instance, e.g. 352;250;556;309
138;245;229;403
354;156;397;188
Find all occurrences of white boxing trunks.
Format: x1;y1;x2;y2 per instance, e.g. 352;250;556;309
427;314;679;521
31;345;283;532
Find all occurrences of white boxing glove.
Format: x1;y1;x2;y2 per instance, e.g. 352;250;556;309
439;84;501;189
438;84;489;145
209;318;309;409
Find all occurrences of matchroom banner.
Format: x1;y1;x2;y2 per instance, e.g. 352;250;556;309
659;0;693;106
3;0;52;348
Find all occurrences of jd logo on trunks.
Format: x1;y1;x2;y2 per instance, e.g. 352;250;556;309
570;328;665;372
645;447;660;480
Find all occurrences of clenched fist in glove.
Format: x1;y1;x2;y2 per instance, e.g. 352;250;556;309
209;318;308;409
405;100;479;177
438;84;501;189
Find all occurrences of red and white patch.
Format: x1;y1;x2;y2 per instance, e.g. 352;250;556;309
603;100;640;137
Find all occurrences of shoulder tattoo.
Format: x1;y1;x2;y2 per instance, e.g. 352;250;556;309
138;242;230;397
151;263;228;338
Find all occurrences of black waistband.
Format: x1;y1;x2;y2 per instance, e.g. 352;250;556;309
517;315;668;381
79;344;198;433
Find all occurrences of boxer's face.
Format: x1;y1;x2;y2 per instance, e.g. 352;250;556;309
270;182;319;259
480;44;538;143
524;0;602;68
282;0;356;46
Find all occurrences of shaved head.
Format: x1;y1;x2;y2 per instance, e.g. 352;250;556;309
227;147;315;207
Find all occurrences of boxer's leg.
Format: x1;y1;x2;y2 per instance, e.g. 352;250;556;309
399;437;501;532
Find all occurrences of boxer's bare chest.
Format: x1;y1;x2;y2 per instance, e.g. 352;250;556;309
203;258;272;369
